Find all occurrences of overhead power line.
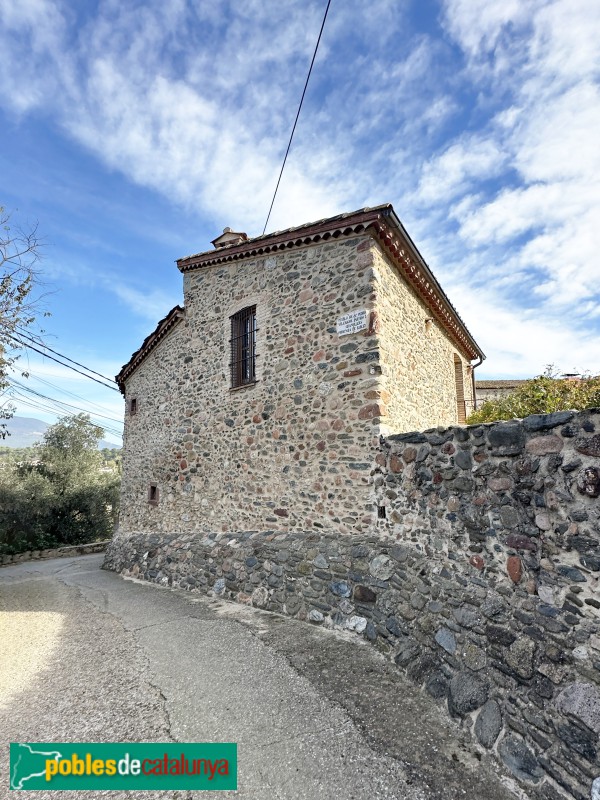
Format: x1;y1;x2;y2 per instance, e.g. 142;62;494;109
25;372;120;417
8;378;124;426
7;393;123;439
15;327;117;385
262;0;333;235
7;333;119;392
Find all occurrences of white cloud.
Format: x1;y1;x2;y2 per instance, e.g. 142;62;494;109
436;0;600;320
1;0;600;381
416;138;507;204
446;282;600;378
109;283;181;322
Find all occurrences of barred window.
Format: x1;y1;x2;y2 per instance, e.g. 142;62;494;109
230;306;257;388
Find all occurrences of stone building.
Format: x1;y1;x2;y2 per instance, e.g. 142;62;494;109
116;204;484;537
475;379;527;406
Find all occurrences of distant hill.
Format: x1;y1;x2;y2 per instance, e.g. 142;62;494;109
0;416;121;450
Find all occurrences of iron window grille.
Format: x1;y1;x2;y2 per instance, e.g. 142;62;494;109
230;306;257;388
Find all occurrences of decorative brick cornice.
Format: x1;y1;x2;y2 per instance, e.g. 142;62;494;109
176;206;391;272
177;204;484;362
119;205;484;388
116;305;185;394
371;217;483;361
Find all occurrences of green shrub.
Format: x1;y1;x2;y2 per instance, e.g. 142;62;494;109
468;369;600;424
0;414;120;555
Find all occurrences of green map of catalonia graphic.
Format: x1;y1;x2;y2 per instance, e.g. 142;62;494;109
10;743;63;790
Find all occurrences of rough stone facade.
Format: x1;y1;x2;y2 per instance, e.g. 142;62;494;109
106;408;600;800
117;206;479;538
372;240;473;433
476;379;528;405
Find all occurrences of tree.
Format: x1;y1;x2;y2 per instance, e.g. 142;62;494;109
467;367;600;424
1;205;44;438
0;414;120;554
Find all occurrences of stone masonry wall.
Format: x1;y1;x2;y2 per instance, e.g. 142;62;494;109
371;241;474;433
106;408;600;800
372;408;600;800
119;233;471;539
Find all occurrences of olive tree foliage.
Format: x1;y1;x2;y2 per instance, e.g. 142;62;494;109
0;414;120;554
1;205;44;436
467;367;600;424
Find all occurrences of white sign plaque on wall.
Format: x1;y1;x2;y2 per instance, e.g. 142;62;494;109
336;309;368;336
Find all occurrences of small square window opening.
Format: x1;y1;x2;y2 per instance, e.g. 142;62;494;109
129;398;138;415
148;483;159;505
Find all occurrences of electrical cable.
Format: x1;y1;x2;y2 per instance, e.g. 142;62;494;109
22;371;121;417
7;393;123;438
262;0;333;235
14;327;117;384
6;333;119;392
8;378;124;426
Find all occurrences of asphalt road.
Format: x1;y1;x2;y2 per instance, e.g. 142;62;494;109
0;554;524;800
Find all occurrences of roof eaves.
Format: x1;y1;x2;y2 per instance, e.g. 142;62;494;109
116;305;185;394
175;201;484;362
176;205;393;270
373;209;485;362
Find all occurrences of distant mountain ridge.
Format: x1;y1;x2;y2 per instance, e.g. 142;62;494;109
0;416;121;450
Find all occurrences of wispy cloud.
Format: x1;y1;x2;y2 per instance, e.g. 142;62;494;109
109;283;180;321
1;0;600;380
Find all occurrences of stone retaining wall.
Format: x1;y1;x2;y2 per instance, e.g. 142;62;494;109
104;408;600;800
1;540;110;567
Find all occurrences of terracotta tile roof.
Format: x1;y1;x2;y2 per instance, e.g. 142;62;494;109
118;204;486;387
116;305;185;394
177;203;484;362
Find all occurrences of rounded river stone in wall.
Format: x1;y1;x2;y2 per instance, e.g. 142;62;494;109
498;736;544;783
526;435;563;455
454;450;472;470
577;467;600;498
475;700;502;748
251;586;269;608
330;581;351;598
369;554;394;580
575;434;600;457
346;615;367;633
448;672;488;716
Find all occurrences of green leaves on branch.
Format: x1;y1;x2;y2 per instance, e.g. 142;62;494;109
0;414;120;555
468;367;600;424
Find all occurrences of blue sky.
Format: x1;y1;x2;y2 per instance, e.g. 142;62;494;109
1;0;599;444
